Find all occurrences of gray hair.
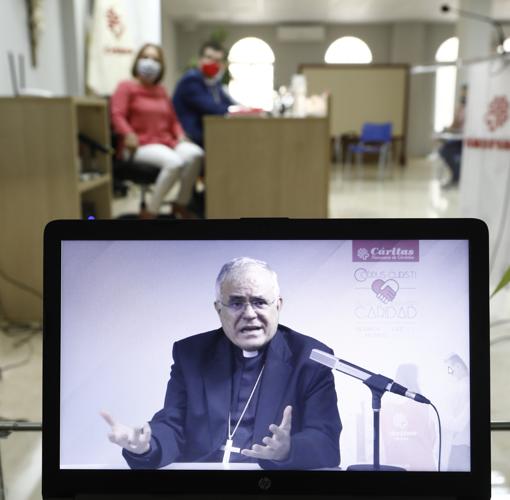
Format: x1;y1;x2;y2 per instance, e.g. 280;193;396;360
215;257;280;300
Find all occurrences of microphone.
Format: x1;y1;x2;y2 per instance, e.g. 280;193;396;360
309;349;431;404
440;3;506;52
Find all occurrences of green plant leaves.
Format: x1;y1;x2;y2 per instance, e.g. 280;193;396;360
491;265;510;298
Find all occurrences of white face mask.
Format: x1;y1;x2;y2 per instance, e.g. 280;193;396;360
136;58;161;82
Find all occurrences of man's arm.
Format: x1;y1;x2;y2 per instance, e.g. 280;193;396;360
178;77;231;116
279;363;341;469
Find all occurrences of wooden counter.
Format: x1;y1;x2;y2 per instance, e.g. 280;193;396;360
204;115;330;218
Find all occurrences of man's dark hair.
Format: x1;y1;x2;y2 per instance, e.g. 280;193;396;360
199;40;226;58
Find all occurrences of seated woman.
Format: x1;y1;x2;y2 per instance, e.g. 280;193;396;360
111;43;203;218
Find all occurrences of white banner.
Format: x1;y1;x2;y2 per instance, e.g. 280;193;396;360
460;57;510;287
87;0;161;96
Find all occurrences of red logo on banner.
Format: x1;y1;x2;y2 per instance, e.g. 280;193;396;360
106;7;125;39
485;96;509;132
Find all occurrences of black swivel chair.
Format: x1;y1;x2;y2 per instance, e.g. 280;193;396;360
112;151;160;212
110;128;162;217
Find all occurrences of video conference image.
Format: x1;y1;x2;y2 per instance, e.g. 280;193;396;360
59;239;470;472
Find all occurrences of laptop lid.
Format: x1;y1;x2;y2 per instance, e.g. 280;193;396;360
43;218;490;499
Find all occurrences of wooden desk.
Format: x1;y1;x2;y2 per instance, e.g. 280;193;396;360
204;116;329;218
0;96;112;321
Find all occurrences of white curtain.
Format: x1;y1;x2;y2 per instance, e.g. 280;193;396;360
460;58;510;288
87;0;161;96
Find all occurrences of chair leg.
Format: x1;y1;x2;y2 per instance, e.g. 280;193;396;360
387;147;393;177
356;152;362;179
378;145;388;181
345;149;352;179
378;149;384;181
140;185;150;211
334;136;342;164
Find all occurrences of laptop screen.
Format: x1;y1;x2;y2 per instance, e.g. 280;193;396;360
59;238;470;471
43;219;490;499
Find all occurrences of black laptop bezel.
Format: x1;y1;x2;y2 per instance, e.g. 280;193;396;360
43;218;490;499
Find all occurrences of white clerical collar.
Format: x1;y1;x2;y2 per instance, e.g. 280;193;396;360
242;349;258;358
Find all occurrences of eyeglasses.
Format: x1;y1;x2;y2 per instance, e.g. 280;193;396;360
219;298;277;313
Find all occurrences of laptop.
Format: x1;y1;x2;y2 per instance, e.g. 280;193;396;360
42;218;490;499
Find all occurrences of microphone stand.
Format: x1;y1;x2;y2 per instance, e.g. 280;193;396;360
442;5;506;52
347;374;405;471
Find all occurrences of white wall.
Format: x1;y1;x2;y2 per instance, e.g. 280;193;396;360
169;21;454;157
392;23;437;157
0;0;68;96
61;0;90;96
162;17;179;91
0;0;161;97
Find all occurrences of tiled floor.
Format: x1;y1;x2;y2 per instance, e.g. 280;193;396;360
1;157;509;499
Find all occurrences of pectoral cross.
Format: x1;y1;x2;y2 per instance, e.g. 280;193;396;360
221;438;241;464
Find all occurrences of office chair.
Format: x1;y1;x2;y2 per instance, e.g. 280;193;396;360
112;152;161;213
346;122;393;180
77;131;159;216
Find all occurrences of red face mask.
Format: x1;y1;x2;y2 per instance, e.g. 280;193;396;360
200;61;221;78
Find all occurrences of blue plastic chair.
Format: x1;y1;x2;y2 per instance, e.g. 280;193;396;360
346;122;393;179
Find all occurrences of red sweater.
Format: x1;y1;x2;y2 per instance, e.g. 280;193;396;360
111;79;185;150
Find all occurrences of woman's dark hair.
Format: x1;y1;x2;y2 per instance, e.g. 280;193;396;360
131;43;166;84
199;40;226;58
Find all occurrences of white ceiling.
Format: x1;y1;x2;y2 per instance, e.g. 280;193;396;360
163;0;510;24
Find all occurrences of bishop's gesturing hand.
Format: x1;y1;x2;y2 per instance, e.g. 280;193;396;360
241;405;292;461
100;410;151;455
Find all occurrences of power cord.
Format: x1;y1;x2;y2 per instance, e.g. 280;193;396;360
0;326;40;380
0;267;42;340
0;339;34;380
430;402;442;472
0;267;42;300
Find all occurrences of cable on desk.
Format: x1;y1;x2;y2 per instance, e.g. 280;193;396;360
0;336;35;380
0;290;42;341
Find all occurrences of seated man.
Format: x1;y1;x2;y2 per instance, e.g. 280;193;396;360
102;257;341;469
172;40;235;148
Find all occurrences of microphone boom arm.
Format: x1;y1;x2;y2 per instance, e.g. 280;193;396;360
309;349;430;404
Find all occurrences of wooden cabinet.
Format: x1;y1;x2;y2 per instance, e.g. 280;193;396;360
204;116;330;218
0;97;112;321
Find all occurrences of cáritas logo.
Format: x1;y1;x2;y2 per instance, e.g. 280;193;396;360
352;240;419;262
106;7;125;39
485;95;509;132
